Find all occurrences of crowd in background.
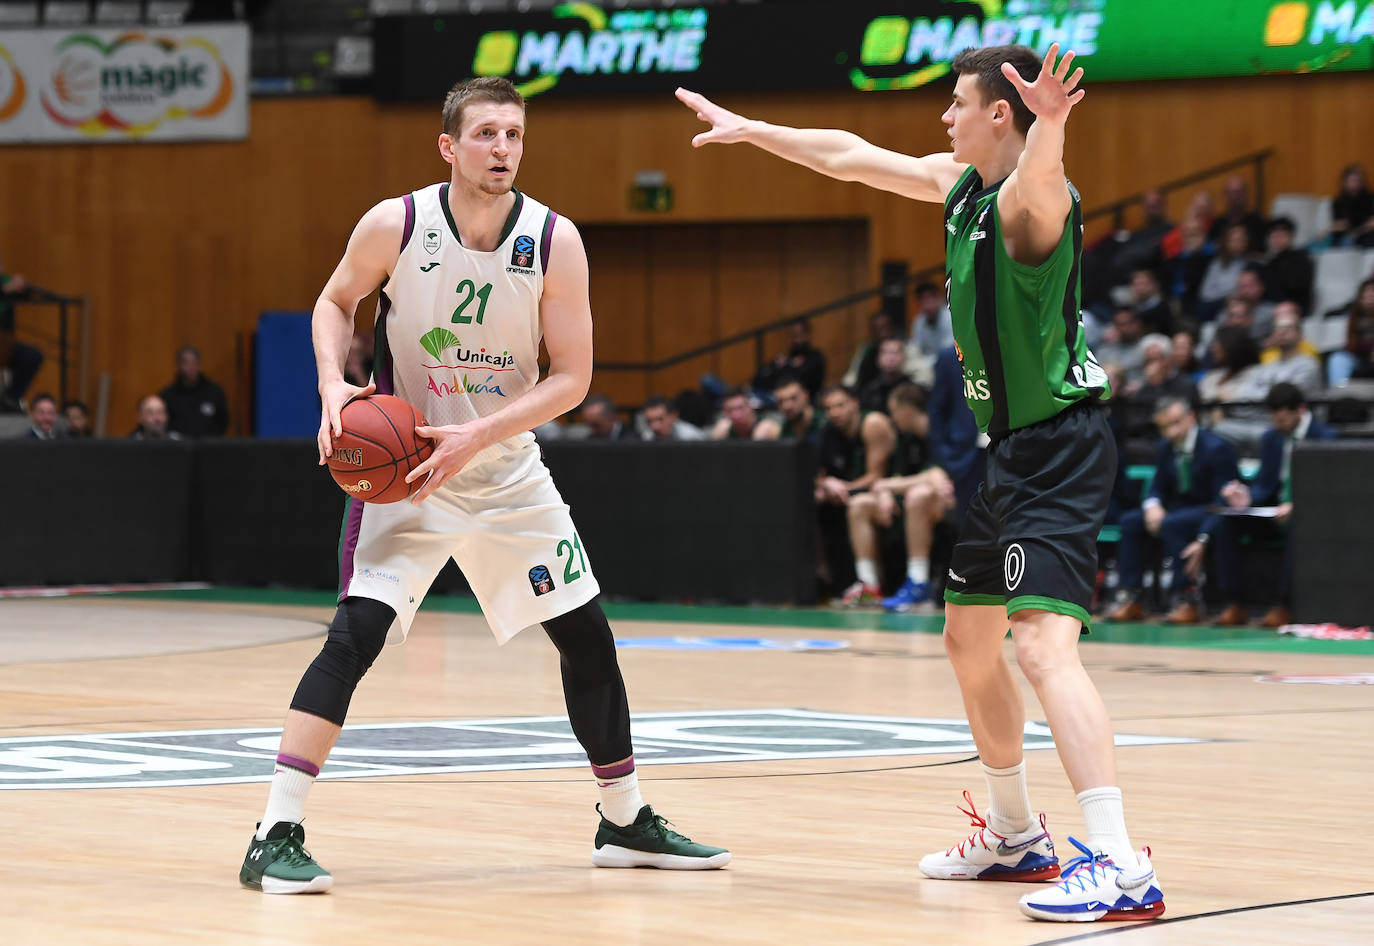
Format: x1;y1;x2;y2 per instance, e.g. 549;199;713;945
8;163;1373;627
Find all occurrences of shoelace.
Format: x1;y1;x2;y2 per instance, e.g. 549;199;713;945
1053;836;1117;892
944;789;1004;857
648;813;692;843
270;832;317;868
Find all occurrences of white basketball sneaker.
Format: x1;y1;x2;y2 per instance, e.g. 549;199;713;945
918;791;1061;882
1018;837;1165;922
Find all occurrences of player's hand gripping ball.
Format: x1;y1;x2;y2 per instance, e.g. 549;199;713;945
327;395;434;503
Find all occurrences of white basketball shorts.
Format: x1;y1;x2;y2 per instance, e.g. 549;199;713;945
337;441;600;645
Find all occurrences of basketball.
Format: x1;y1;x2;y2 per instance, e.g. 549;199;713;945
327;395;433;504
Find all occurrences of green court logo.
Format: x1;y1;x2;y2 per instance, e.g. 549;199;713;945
472;3;709;97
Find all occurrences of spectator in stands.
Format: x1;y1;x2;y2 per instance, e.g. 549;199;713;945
1327;278;1374;385
925;345;984;517
0;266;42;414
23;392;59;440
62;399;92;438
1209;175;1266;252
1198;223;1254;320
1111;190;1174;285
160;346;229;438
711;386;777;441
768;374;826;444
814;384;894;604
1263;217;1314;314
1211;383;1338;627
1161;191;1216;259
1125;335;1197;440
909;281;955;357
844;310;901;392
1330;163;1374;248
1128;267;1175;336
1198;326;1270;442
581;394;638;441
752;317;826;397
860;337;912;414
1171;330;1200;378
844;383;954;612
1166;211;1214;319
1233;268;1276;340
642;394;705;441
1257;302;1322;396
129;395;181;440
1107;395;1240;624
1096;307;1149;384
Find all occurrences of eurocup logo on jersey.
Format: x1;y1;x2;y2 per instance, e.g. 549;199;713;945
39;31;235;138
509;234;536;272
0;46;27;125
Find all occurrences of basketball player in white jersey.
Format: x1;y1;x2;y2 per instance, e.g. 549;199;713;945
239;77;729;894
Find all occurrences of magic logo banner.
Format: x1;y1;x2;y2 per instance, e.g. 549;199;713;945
0;23;248;144
373;0;1374;101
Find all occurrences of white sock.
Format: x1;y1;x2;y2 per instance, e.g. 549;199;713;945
1077;786;1138;869
855;558;879;587
907;557;930;584
983;761;1033;835
594;762;644;826
256;753;319;839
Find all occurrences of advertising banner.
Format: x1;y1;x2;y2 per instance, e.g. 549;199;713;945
0;23;248;143
372;1;1374;101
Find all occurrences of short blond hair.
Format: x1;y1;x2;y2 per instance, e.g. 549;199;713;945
442;77;524;137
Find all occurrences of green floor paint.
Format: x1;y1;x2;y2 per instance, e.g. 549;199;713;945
116;586;1374;656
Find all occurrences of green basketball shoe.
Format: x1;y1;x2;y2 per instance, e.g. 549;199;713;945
591;805;731;870
239;822;333;894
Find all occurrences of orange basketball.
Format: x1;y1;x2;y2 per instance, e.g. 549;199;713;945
327;395;434;504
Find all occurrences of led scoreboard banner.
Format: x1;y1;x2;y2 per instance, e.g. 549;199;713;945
370;1;1374;101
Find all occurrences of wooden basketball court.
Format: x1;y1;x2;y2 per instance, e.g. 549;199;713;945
3;590;1371;945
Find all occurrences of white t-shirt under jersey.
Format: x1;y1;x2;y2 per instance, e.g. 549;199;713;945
375;182;558;468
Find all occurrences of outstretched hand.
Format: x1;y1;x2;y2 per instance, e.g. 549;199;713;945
1001;43;1085;124
675;87;751;147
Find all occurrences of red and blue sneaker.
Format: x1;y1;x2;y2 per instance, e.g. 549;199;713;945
918;791;1061;882
1018;836;1165;922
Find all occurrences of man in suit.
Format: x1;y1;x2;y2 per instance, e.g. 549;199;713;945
1106;395;1240;623
926;344;984;518
580;394;641;442
1210;383;1338;627
24;392;60;440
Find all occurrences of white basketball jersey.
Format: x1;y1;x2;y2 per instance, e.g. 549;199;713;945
375;182;557;466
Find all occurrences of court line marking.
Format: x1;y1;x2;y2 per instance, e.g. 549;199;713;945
1030;890;1374;944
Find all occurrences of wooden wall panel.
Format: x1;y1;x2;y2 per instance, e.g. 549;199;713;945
583;225;651;407
715;224;785;387
645;227;717;399
1;70;1371;432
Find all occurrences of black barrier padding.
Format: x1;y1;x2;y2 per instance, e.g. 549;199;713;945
542;441;817;605
195;440;345;590
0;439;817;605
0;440;196;585
1291;441;1374;627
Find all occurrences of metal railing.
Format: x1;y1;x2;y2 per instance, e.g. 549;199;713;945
7;285;89;406
592;149;1276;383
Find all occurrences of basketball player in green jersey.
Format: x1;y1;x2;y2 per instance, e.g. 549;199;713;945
677;45;1164;922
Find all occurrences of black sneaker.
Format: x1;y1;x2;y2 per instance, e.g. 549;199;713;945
591;805;731;870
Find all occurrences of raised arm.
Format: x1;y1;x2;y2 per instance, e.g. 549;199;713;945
313;198;404;462
675;88;965;204
407;216;593;503
996;45;1085;265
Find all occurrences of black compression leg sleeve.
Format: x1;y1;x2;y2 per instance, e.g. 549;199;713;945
542;597;632;766
289;597;396;726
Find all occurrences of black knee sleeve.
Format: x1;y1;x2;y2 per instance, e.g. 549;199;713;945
542;597;632;765
289;596;395;726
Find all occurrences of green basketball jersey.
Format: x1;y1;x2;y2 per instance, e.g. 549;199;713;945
943;166;1108;436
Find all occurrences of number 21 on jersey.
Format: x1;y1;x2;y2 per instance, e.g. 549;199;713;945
452;280;492;325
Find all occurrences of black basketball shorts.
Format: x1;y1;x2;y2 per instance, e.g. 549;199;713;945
943;402;1116;630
